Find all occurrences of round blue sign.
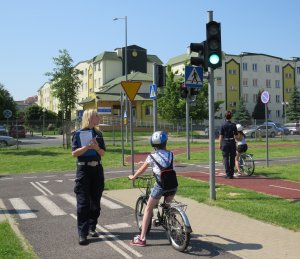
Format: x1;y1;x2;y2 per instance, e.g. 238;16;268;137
261;91;270;104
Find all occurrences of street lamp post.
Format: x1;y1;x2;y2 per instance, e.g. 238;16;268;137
113;16;128;165
42;108;46;136
282;101;289;125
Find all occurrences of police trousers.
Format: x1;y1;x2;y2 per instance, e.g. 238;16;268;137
74;163;104;237
221;140;236;177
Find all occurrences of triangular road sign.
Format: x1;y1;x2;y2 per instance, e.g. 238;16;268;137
121;81;142;102
186;67;202;86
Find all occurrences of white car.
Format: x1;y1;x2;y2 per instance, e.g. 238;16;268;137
0;135;17;147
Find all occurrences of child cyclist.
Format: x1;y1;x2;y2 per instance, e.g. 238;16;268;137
128;131;178;247
234;124;248;176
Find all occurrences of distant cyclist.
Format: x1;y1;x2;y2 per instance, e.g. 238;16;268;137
234;124;248;176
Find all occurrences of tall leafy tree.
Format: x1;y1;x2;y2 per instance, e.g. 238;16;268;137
45;49;82;147
286;86;300;122
157;66;222;125
233;98;251;126
0;83;17;120
252;90;265;123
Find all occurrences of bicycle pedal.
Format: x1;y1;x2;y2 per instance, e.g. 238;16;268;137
152;219;161;227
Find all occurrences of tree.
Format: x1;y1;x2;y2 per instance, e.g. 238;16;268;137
286;86;300;122
157;66;222;125
252;91;265;123
45;49;82;148
0;83;17;120
233;98;251;126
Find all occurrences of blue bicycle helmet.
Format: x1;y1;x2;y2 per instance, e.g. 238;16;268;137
150;131;168;147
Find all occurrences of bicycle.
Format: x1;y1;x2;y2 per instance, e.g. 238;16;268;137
238;153;255;176
134;175;192;252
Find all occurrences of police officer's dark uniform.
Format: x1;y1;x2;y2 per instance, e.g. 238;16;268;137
72;127;106;245
219;111;237;179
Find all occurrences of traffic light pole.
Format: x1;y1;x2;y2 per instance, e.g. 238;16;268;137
208;10;216;200
186;89;191;160
153;64;157;132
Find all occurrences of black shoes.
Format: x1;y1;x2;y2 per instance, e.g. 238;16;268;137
79;236;88;246
225;175;234;179
89;230;99;237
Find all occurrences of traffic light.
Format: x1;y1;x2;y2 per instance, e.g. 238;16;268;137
206;21;222;69
179;83;188;98
190;41;207;71
190;88;200;96
154;64;166;87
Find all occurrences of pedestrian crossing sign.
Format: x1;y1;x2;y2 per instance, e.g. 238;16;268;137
185;66;203;88
150;84;157;100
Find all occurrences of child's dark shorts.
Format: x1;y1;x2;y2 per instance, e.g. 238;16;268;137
237;144;248;153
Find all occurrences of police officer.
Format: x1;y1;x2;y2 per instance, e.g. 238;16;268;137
219;111;237;179
72;109;106;245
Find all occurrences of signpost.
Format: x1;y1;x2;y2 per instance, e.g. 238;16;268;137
121;81;142;175
261;90;270;167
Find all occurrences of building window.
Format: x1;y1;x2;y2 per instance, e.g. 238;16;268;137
229;69;236;75
242;62;248;71
230;85;237;91
98;63;101;71
145;106;152;116
286;88;292;93
229;102;236;107
276;110;280;118
266;64;271;73
253;94;258;103
216;77;222;85
275;65;280;73
242;78;248;87
297;67;300;74
217;92;222;101
243;94;248;103
266;79;271;88
93;64;96;72
275;95;280;103
253;79;258;87
285;73;292;78
275;80;280;88
252;63;257;72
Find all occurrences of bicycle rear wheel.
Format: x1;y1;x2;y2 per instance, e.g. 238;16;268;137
167;208;190;252
240;154;255;176
135;196;151;234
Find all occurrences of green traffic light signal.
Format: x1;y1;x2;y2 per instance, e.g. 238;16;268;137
209;53;220;65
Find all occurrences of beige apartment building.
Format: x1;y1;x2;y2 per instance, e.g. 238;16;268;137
38;46;300;126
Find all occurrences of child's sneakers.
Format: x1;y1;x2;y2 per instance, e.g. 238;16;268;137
130;235;146;247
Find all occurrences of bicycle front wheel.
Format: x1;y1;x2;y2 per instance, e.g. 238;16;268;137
240;154;255;176
167;208;191;252
135;196;152;234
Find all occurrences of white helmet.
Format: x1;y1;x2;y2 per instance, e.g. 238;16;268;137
236;124;243;131
150;131;168;147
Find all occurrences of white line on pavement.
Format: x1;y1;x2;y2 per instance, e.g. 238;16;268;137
35;182;54;195
30;182;48;196
101;197;123;209
104;223;131;230
9;198;37;219
269;185;300;192
34;195;66;216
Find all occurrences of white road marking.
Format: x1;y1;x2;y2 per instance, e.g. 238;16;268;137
23;176;37;179
35;182;54;195
104;223;131;230
40;181;49;184
55;180;63;183
44;175;55;178
70;213;141;259
269;185;300;192
59;193;76;206
101;197;123;209
34;195;66;216
9;198;37;219
30;182;48;196
0;177;13;181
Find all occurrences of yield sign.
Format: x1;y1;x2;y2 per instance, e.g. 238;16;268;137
121;81;142;102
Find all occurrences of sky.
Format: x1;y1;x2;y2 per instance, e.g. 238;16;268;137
1;0;299;101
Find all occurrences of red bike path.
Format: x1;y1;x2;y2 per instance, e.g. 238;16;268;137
126;143;300;200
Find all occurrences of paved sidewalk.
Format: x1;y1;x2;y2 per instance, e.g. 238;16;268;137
105;189;300;259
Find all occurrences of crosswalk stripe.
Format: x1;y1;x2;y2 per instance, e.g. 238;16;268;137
59;193;76;206
101;197;123;209
104;223;131;230
9;198;37;219
34;195;66;216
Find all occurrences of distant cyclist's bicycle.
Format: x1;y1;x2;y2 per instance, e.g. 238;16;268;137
238;153;255;176
134;176;192;252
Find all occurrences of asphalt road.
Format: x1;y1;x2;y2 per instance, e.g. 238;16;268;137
0;169;239;259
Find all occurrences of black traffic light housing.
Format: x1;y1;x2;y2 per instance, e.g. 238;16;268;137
179;83;188;98
206;21;222;69
190;41;208;71
190;87;200;96
154;64;166;87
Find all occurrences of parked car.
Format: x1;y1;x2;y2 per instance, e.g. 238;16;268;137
0;135;17;147
204;126;221;138
0;126;8;136
284;122;300;135
263;122;289;135
244;125;277;138
9;125;26;138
